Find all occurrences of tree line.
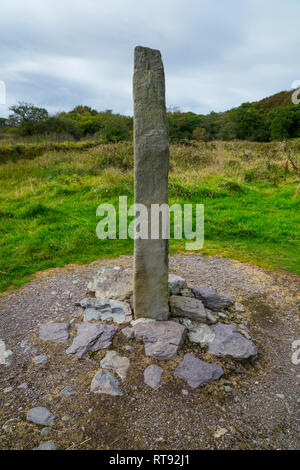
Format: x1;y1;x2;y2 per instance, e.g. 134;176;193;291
1;98;300;142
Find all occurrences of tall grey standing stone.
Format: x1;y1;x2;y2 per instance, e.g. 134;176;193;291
133;46;170;320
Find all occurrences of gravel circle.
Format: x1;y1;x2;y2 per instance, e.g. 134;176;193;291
0;254;299;450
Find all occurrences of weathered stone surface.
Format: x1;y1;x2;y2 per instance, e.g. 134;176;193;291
33;354;48;366
80;298;132;323
144;364;163;389
180;288;195;298
90;370;122;396
66;323;118;358
172;318;215;346
87;266;133;301
208;323;258;360
132;320;186;360
192;286;234;311
0;340;13;366
121;327;135;339
206;310;218;324
37;441;56;450
188;324;215;346
170;295;207;322
174;354;224;388
100;350;130;380
234;302;246;313
168;274;187;295
60;385;76;397
39;323;70;343
27;407;55;426
133;46;169;320
130;318;156;326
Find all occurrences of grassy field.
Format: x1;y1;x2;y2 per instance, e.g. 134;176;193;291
0;140;299;292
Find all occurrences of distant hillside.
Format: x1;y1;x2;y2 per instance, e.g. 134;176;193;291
253;90;294;113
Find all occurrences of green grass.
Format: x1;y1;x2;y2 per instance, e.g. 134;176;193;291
0;141;299;292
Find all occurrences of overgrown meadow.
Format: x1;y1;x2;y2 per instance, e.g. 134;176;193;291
0;140;299;292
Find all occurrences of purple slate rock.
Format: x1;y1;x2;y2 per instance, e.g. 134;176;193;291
207;323;258;360
144;364;164;389
39;323;70;343
192;285;234;312
132;321;186;360
66;322;118;358
174;353;224;388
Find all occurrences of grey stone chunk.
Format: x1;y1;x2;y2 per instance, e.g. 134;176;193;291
174;353;224;388
100;350;130;380
192;286;234;311
60;385;76;397
144;364;163;389
132;320;186;360
172;317;215;346
37;441;56;450
188;323;215;346
34;354;48;366
217;312;228;320
234;302;246;313
169;295;207;322
208;323;258;360
39;323;70;343
40;427;50;436
87;266;133;301
18;382;28;390
90;369;123;396
27;407;55;426
206;310;218;324
80;298;132;323
121;327;135;339
1;340;13;366
130;318;156;326
125;345;135;353
66;322;118;358
133;46;169;321
168;274;188;295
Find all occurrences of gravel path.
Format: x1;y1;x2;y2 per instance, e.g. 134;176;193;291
0;254;299;450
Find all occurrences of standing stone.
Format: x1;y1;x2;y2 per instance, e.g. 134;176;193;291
133;46;170;320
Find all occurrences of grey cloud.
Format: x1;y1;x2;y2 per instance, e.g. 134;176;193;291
0;0;299;117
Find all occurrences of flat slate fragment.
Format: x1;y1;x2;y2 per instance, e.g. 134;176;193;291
174;353;224;388
27;407;55;426
90;369;123;396
168;274;188;295
132;320;186;360
39;323;70;343
100;350;130;380
37;442;56;450
144;364;163;389
208;323;258;360
192;286;234;311
80;298;132;323
169;295;207;322
87;266;133;301
66;322;118;358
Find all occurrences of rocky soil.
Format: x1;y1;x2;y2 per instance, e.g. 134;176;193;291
0;254;299;450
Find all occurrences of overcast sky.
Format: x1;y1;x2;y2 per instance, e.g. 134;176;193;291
0;0;299;118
